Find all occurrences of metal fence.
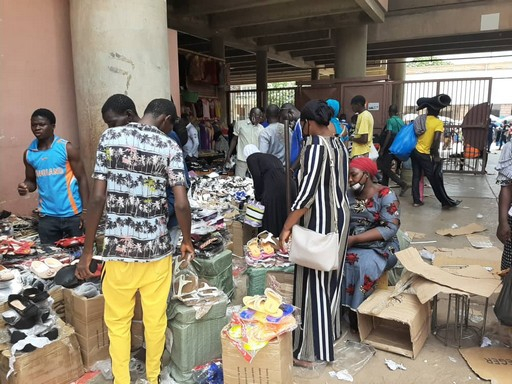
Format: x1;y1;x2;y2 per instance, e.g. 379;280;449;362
397;78;492;174
227;78;492;174
227;88;296;122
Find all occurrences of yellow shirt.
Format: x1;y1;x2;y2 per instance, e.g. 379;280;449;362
416;116;444;154
351;110;374;158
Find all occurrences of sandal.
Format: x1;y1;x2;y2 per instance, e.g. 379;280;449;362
197;281;220;298
246;238;262;259
2;310;38;330
7;294;38;318
30;260;57;279
264;288;283;315
22;287;49;303
173;273;198;298
54;236;85;248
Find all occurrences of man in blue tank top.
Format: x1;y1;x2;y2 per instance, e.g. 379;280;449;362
18;108;89;244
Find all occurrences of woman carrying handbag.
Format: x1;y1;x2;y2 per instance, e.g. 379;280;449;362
279;100;350;367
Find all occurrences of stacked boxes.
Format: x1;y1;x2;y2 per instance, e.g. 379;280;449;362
167;294;229;383
192;250;234;298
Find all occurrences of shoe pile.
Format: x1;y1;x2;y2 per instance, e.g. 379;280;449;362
188;176;254;211
245;231;290;268
224;288;297;361
2;286;59;353
0;238;36;256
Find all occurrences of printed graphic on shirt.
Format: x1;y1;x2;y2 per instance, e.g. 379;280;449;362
93;124;186;261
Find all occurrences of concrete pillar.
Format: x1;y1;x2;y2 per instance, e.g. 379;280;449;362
211;36;227;124
69;0;170;179
387;58;406;112
334;26;368;79
256;48;268;109
311;68;320;81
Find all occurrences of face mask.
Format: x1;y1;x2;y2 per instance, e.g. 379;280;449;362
350;174;367;194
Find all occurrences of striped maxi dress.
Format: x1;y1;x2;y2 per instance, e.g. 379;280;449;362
291;135;350;362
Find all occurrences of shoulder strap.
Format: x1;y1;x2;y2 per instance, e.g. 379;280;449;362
318;136;338;231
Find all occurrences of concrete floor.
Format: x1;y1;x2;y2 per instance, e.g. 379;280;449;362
85;147;510;384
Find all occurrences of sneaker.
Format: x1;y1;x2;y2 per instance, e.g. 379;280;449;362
413;202;424;207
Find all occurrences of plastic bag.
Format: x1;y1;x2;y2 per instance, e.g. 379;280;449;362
192;359;223;384
494;270;512;326
369;144;379;161
389;122;417;161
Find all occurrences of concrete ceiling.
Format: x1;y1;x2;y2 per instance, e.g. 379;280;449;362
168;0;512;84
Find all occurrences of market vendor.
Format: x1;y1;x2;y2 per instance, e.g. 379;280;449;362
341;157;400;330
18;108;89;244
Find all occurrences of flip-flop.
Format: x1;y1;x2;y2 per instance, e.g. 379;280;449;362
246;238;262;259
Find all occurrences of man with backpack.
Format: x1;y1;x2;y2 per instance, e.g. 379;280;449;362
378;104;409;196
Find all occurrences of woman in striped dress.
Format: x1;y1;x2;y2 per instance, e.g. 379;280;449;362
279;100;350;365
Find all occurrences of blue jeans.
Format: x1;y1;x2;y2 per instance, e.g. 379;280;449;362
38;215;82;244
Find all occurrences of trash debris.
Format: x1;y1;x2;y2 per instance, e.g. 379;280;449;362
332;340;376;376
436;223;487;237
385;359;407;371
329;370;354;382
451;224;459;229
419;249;435;262
480;336;492;347
476;214;483;219
449;356;457;363
466;235;493;249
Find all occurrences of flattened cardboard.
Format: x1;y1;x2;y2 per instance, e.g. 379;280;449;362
432;246;502;271
404;231;426;240
436;223;486;237
222;331;293;384
357;289;431;359
0;322;84;384
459;347;512;384
405;275;469;304
396;248;501;298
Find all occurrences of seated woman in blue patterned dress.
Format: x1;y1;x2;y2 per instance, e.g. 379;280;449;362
341;157;400;330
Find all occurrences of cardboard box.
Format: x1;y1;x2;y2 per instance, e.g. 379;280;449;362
63;289;109;368
222;331;293;384
357;289;431;359
0;322;84;384
64;289;144;367
168;295;229;374
230;221;257;256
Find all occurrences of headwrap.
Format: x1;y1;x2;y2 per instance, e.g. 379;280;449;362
243;144;260;159
326;99;343;136
350;157;378;178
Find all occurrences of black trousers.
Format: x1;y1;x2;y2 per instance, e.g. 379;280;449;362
411;149;457;206
377;152;406;188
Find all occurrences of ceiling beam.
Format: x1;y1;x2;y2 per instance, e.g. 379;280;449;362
234;12;366;38
167;12;316;69
354;0;386;22
174;0;293;16
257;30;331;46
274;39;334;52
290;47;335;58
210;0;359;29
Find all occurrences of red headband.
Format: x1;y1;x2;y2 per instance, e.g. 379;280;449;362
350;157;378;177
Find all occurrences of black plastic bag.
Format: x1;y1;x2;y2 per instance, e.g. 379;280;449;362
494;271;512;326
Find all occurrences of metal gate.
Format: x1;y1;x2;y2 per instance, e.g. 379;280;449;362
227;88;296;122
396;77;492;174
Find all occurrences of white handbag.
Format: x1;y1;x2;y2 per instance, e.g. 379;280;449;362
289;137;340;271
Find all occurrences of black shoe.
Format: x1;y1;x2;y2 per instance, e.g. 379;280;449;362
399;184;410;197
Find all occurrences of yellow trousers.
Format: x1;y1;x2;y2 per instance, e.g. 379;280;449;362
102;256;172;384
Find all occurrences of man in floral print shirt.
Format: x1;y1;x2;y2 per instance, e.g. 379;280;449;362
78;98;193;384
